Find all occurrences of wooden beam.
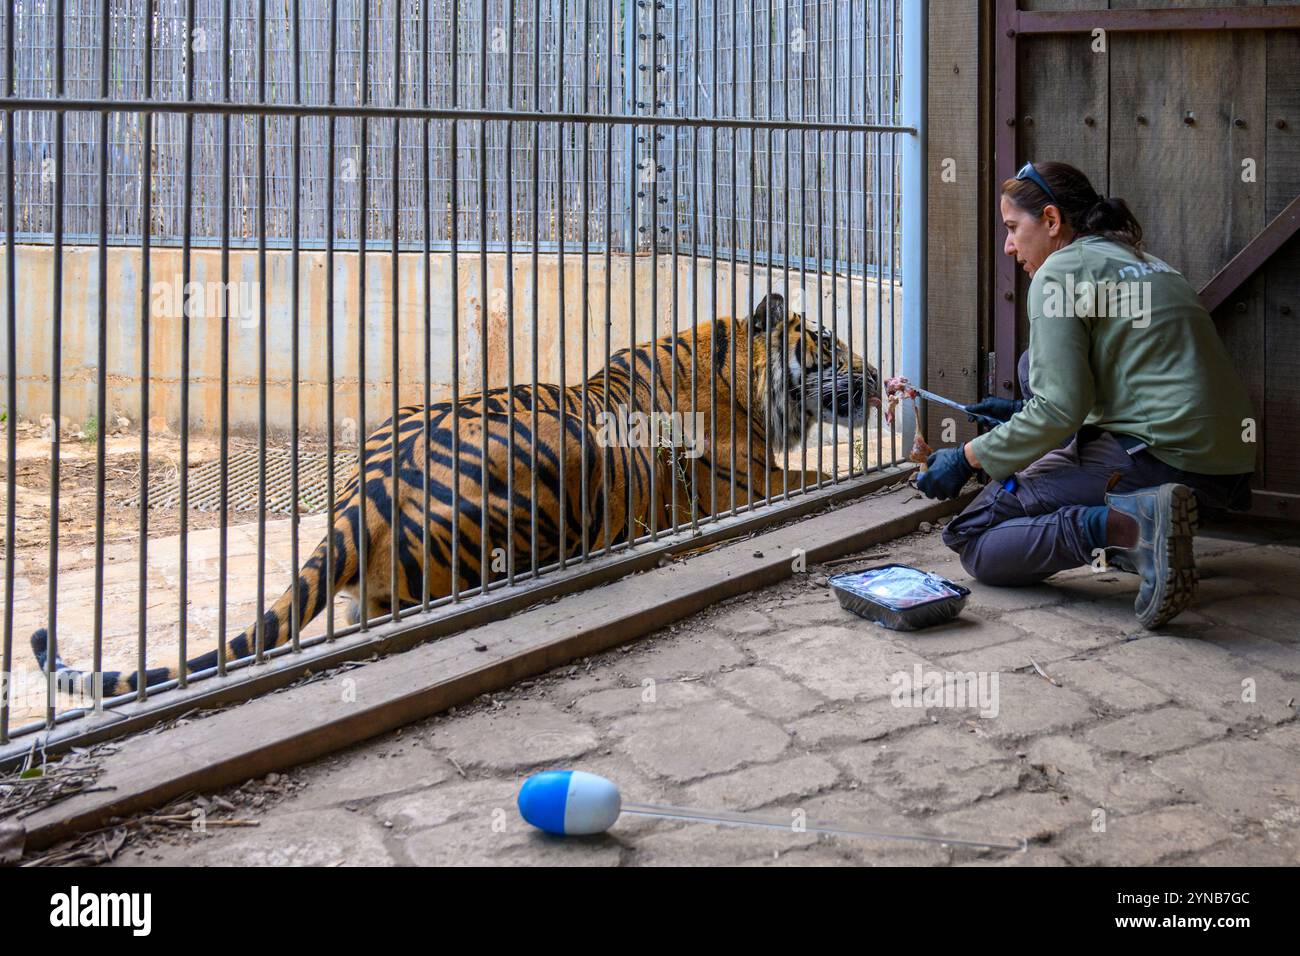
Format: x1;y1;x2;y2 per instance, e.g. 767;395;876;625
1199;193;1300;314
992;0;1019;398
1247;489;1300;520
1016;5;1300;35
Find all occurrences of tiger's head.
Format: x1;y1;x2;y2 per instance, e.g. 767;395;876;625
737;292;881;449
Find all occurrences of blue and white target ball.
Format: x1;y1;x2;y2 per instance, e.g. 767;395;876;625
517;770;623;836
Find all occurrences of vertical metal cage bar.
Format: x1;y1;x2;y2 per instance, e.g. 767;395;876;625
670;0;681;533
92;0;111;709
178;0;197;683
555;0;569;567
889;0;899;464
502;0;516;584
392;0;405;621
900;0;927;449
452;0;464;597
579;0;591;561
135;0;154;702
744;0;755;512
762;0;772;509
707;1;717;521
830;0;841;484
477;0;490;594
527;0;537;579
356;0;371;624
726;0;737;519
796;6;807;492
858;0;870;478
779;0;790;501
217;0;232;679
44;0;66;724
254;0;268;662
844;0;855;478
421;0;434;607
878;0;889;470
648;0;660;540
1;0;12;744
289;0;303;650
324;0;338;640
689;0;698;532
813;0;825;490
624;0;637;548
602;0;613;551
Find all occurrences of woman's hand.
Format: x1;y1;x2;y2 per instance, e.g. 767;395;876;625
916;445;976;500
966;396;1024;424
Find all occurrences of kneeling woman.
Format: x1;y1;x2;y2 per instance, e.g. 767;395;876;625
917;161;1254;628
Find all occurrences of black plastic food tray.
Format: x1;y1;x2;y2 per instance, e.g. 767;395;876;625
828;563;970;631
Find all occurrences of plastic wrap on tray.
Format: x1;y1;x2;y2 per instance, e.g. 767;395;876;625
828;563;970;631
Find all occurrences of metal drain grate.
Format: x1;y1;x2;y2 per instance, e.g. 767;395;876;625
132;449;359;516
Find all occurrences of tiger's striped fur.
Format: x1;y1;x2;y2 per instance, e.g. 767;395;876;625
32;293;878;695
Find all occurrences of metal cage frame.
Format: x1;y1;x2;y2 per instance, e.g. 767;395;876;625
0;0;926;759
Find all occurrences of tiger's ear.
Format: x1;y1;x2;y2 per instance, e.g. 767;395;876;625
750;293;785;331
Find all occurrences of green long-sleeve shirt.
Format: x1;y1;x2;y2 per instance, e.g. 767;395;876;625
969;236;1256;481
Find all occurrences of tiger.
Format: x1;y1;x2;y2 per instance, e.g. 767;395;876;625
31;292;880;695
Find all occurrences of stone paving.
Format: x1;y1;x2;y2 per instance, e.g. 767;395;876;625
112;518;1300;867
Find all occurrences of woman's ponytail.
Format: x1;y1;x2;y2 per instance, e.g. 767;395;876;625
1079;195;1143;250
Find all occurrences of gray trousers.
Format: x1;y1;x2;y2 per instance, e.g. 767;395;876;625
942;353;1252;587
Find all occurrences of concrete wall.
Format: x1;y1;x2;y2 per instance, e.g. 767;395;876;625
0;244;904;438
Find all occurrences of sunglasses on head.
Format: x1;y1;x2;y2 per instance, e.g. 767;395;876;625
1016;162;1059;207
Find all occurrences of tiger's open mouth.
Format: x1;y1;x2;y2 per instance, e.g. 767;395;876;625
821;369;873;421
812;369;877;427
769;345;880;450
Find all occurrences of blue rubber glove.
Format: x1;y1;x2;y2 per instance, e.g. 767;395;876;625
916;444;976;501
966;396;1024;424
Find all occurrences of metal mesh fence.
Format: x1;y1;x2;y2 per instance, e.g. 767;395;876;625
0;0;899;269
1;0;628;248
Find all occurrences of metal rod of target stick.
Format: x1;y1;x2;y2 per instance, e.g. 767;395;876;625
619;801;1027;852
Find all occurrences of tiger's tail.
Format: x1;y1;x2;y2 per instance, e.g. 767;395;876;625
30;517;358;699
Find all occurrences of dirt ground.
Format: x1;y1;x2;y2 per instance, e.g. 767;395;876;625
0;421;336;568
0;421;346;730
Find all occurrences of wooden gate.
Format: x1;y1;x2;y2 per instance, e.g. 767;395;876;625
928;2;1300;519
